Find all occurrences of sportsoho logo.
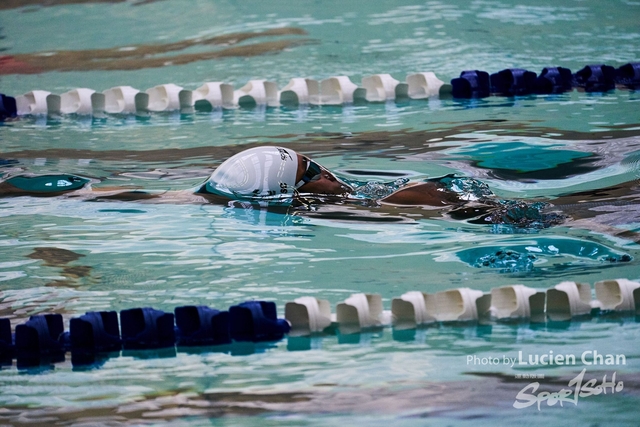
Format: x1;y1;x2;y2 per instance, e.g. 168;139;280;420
513;368;624;410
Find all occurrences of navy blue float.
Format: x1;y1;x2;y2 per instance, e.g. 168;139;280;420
120;307;175;350
229;301;291;342
0;300;290;364
451;70;491;98
69;311;121;352
174;305;231;346
573;64;616;92
0;318;13;361
490;68;537;96
616;62;640;89
0;94;17;121
14;314;65;355
534;67;573;94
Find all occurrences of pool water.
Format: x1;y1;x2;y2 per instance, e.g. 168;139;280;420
1;0;640;425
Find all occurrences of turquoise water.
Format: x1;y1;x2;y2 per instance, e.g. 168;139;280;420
1;0;640;425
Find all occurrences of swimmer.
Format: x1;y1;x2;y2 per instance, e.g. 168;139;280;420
0;145;566;230
196;145;465;208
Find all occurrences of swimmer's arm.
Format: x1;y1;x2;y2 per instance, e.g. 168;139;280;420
87;188;231;205
380;182;462;207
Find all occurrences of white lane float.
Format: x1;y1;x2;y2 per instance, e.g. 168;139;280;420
595;279;640;313
309;76;359;105
284;297;333;336
142;83;185;112
406;72;446;99
391;288;489;326
279;78;312;105
546;281;595;321
392;291;436;328
431;287;489;322
8;70;453;116
358;73;408;102
233;79;279;108
190;82;235;109
102;86;140;114
15;90;54;115
336;293;390;333
490;284;546;322
50;88;104;115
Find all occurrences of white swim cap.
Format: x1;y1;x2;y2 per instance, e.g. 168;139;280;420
205;146;299;200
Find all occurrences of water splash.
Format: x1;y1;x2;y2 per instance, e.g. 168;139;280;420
458;237;633;273
427;175;565;230
473;250;537;273
482;200;566;230
429;174;495;201
347;177;410;200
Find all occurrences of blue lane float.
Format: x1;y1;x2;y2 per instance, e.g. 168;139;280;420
69;311;121;353
174;305;231;347
451;70;491;98
119;307;175;350
534;67;573;94
0;318;13;363
14;314;65;356
616;62;640;89
229;301;291;342
0;94;17;121
490;68;537;96
573;64;616;92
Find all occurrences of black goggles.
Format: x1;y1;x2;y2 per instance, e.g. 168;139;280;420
296;157;323;188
